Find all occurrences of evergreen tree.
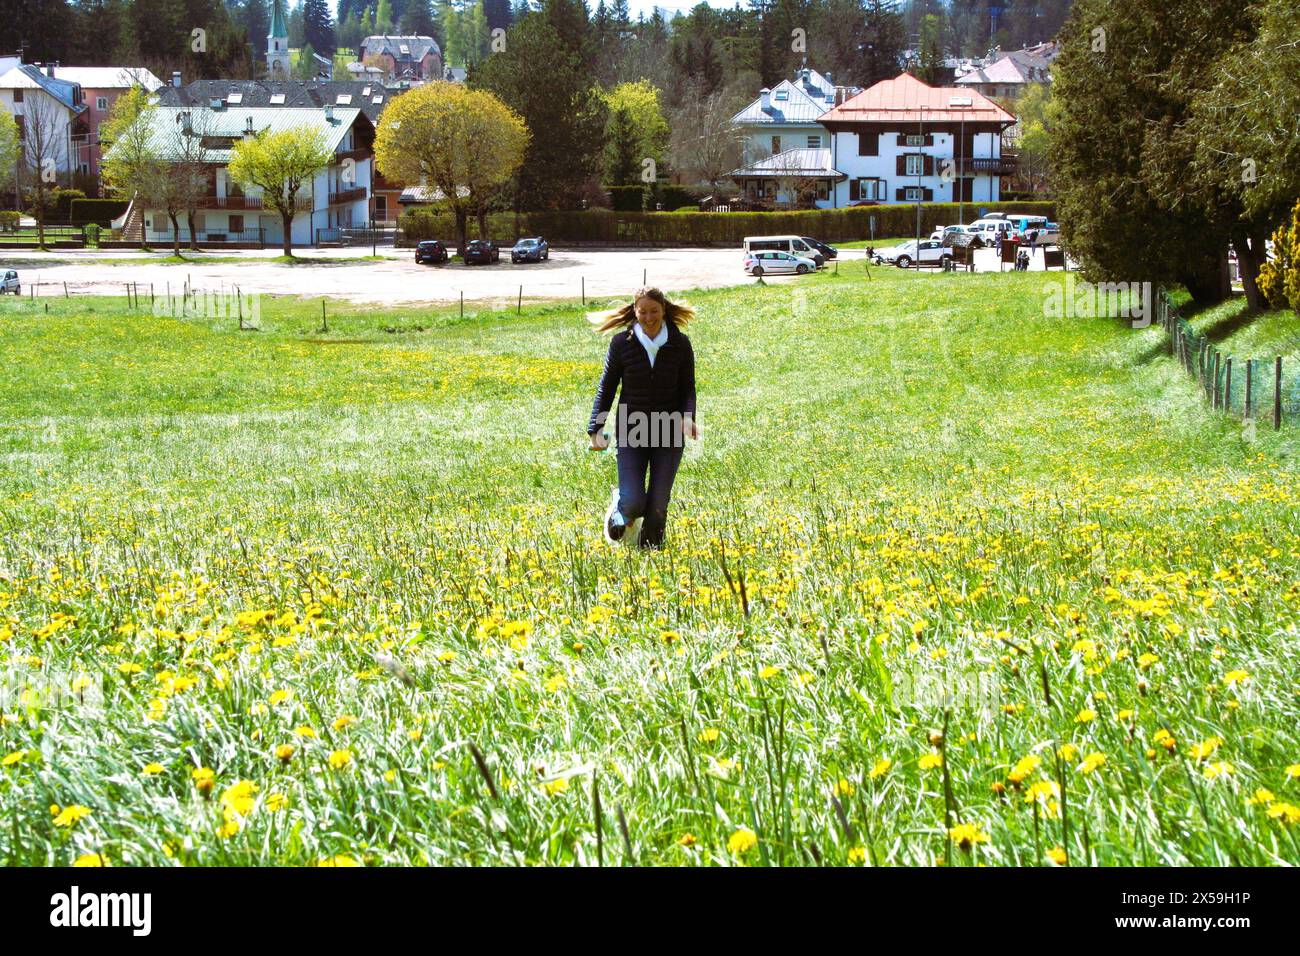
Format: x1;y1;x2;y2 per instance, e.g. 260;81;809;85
376;0;395;32
303;0;335;53
473;7;606;209
289;1;306;48
241;0;270;63
400;0;437;34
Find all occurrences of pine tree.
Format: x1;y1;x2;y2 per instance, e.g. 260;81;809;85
241;0;271;63
303;0;335;52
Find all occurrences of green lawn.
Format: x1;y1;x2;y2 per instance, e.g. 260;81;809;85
1;269;1298;866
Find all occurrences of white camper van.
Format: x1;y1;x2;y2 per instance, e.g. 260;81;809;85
742;235;826;267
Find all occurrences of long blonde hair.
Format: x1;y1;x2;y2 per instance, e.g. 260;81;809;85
587;286;695;334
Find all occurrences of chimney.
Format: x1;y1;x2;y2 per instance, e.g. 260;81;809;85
46;61;56;78
171;71;182;87
324;103;334;122
759;87;770;112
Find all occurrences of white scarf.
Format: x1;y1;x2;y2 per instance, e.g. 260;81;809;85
633;320;669;368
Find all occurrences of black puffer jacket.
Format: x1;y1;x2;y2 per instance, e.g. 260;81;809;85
587;320;696;442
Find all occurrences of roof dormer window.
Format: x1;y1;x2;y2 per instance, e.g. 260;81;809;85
269;93;285;104
226;92;242;104
774;89;788;101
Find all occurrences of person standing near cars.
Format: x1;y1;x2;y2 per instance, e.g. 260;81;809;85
586;287;699;551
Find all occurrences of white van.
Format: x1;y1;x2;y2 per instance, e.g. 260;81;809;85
742;235;825;266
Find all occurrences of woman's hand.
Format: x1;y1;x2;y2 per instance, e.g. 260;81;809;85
685;417;700;440
589;431;610;451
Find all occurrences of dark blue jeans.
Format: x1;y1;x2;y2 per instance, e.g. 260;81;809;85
615;442;685;549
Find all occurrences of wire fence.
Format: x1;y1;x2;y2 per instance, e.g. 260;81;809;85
1158;287;1295;429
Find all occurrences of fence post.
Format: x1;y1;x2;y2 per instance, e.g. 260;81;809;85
1245;359;1253;419
1224;357;1232;413
1275;356;1283;430
1213;351;1221;408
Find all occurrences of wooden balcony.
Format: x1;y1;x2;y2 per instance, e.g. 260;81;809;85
335;147;370;163
961;156;1018;175
329;186;368;206
198;195;313;211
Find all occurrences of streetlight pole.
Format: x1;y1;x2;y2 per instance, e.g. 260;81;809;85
915;105;925;270
949;97;973;225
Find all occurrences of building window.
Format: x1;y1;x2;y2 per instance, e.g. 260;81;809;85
905;154;924;176
13;89;21;103
816;181;828;200
904;186;923;201
905;134;924;147
96;96;108;111
375;195;387;219
807;135;820;149
771;136;781;155
229;215;244;234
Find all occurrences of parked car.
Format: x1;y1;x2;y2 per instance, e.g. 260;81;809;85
463;240;500;264
799;236;838;260
414;240;449;264
881;239;951;268
1009;218;1061;245
2;270;18;294
511;236;549;263
964;219;1014;248
743;250;818;276
929;225;969;244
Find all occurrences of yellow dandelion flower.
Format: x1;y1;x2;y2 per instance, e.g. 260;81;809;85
220;779;258;817
678;833;697;847
1137;652;1160;669
293;725;317;738
542;778;569;796
72;853;109;867
52;804;92;827
1222;669;1250;686
1079;752;1106;775
1046;846;1068;865
831;778;855;798
275;743;295;762
2;750;27;767
727;828;758;854
948;822;988;851
268;688;293;706
332;715;357;731
1248;788;1275;806
868;758;892;780
697;728;720;744
266;793;288;812
1285;764;1300;780
848;846;867;864
141;762;165;775
918;751;943;770
758;665;781;680
1203;761;1234;779
328;749;353;770
116;662;143;675
1266;802;1300;825
1008;754;1041;784
1189;736;1223;761
1057;743;1078;762
315;854;362;867
1074;708;1096;724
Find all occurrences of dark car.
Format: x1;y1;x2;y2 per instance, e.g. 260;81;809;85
511;236;549;263
799;236;838;260
463;240;500;265
415;240;449;264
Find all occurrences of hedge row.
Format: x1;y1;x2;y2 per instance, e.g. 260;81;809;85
70;198;130;226
398;202;1057;246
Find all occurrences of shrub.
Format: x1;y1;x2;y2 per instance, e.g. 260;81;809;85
1257;199;1300;314
84;223;102;247
397;201;1058;246
70;198;131;227
607;185;645;212
52;188;87;222
0;210;20;232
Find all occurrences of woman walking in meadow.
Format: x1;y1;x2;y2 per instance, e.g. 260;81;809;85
586;286;699;550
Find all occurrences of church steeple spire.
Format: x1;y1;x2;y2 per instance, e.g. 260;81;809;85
267;0;291;77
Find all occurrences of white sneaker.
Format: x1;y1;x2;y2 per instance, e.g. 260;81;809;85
603;486;626;543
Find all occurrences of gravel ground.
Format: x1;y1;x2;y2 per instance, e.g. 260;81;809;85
3;244;1059;306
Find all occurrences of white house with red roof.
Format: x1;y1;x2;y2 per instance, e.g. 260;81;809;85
818;73;1016;207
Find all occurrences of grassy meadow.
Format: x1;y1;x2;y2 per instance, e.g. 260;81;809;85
1;265;1299;866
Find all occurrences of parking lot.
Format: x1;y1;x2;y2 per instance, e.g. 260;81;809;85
4;242;1066;306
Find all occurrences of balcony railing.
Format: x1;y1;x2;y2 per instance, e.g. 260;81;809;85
329;186;368;206
961;156;1018;175
199;195;313;211
335;147;370;163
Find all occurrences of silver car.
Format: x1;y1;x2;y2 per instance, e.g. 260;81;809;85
744;250;818;275
2;270;18;294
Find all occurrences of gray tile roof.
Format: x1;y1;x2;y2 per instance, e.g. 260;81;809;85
157;80;400;122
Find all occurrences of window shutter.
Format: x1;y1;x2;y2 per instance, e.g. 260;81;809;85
896;133;905;147
923;155;934;176
858;132;877;156
849;179;859;201
925;133;935;147
923;187;934;202
896;154;906;176
895;187;906;201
